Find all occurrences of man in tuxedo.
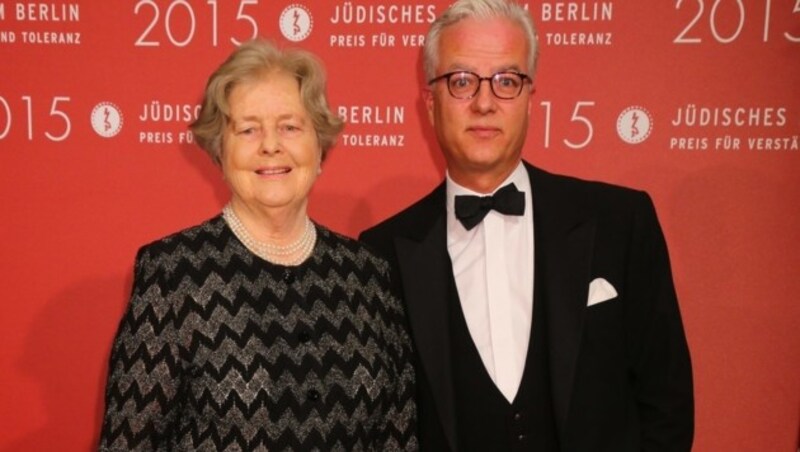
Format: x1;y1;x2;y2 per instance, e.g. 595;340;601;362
360;0;693;450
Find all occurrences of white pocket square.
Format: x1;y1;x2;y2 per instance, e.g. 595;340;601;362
587;277;618;306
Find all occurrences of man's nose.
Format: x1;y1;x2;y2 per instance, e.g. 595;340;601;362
471;79;497;113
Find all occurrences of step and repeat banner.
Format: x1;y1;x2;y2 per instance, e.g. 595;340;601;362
1;1;798;450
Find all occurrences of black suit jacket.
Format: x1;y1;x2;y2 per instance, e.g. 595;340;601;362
359;162;693;451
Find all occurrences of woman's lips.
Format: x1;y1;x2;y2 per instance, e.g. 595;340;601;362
255;167;291;176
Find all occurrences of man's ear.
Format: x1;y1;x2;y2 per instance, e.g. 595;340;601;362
423;88;435;126
526;84;534;115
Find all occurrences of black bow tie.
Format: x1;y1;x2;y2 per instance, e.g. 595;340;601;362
454;183;526;230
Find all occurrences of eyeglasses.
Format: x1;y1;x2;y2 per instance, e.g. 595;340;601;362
428;70;532;100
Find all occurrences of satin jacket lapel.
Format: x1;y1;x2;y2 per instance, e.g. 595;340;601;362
528;163;596;439
393;194;458;450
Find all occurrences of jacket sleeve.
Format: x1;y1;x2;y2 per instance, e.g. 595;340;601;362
376;263;419;451
627;193;694;451
99;246;183;451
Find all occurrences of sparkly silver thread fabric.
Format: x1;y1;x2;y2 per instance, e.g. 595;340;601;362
99;216;418;451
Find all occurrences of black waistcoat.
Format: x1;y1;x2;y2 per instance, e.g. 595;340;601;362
448;274;559;452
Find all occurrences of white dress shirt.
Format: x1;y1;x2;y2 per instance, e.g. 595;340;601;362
446;162;534;402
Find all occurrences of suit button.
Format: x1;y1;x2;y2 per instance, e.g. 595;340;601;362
517;434;527;441
307;389;320;401
513;412;522;421
283;269;295;284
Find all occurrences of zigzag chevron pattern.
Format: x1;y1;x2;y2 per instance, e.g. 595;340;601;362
100;216;417;451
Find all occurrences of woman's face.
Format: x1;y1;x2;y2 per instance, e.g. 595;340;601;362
221;70;321;216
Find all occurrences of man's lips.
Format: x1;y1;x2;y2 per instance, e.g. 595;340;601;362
255;167;291;176
467;126;501;138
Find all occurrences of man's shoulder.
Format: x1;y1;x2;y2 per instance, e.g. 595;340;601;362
360;182;445;244
529;163;651;213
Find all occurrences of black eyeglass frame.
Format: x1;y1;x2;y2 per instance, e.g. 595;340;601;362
427;70;533;100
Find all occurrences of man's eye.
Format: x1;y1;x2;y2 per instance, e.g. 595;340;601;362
451;77;472;88
496;76;519;88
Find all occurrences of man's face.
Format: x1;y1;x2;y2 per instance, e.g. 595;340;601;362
425;16;533;192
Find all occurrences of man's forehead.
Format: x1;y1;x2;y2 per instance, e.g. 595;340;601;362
436;22;528;72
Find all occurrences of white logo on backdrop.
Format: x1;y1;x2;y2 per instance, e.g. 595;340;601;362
91;102;123;138
617;106;653;144
280;4;313;42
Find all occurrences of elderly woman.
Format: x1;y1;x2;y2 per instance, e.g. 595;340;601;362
99;40;417;451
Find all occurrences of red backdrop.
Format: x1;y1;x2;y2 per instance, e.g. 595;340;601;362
1;1;798;450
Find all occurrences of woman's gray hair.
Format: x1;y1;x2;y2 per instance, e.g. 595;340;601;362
422;0;539;81
190;39;344;165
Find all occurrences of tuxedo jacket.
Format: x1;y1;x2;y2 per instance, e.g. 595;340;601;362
359;162;693;451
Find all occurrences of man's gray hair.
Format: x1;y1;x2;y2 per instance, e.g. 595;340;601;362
423;0;539;81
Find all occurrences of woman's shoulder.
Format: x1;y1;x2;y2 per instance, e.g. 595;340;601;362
315;223;390;273
128;214;228;289
136;214;227;261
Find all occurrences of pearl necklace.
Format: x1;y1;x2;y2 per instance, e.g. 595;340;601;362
222;204;316;266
